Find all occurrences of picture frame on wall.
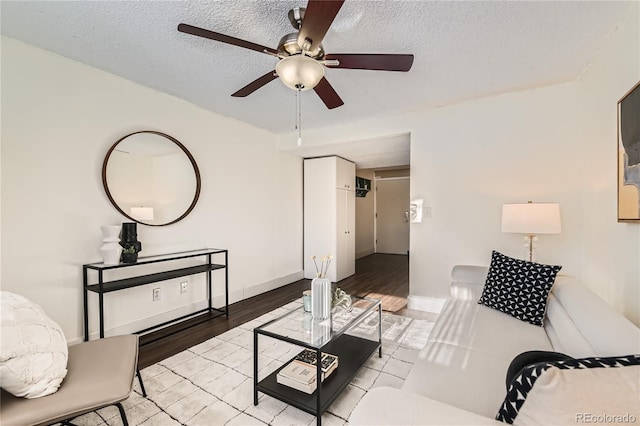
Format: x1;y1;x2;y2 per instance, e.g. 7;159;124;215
617;80;640;222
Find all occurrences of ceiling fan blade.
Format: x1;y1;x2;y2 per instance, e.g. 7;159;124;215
178;23;278;56
324;54;414;71
231;71;278;97
313;77;344;109
297;0;345;53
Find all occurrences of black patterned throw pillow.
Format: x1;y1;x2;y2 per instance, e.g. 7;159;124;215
496;354;640;424
478;251;561;326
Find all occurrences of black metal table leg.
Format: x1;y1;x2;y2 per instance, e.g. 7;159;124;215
378;305;382;357
83;266;89;341
98;270;104;338
316;347;322;426
253;329;259;406
225;250;229;316
207;253;212;312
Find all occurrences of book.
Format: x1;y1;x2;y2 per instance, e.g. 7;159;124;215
276;361;318;393
292;348;339;379
276;349;340;393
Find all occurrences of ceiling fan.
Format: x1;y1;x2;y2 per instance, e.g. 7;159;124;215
178;0;414;109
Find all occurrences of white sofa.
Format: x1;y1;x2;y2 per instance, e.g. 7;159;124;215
350;265;640;425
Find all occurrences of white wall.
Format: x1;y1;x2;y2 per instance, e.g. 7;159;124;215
1;37;303;343
577;4;640;324
277;4;640;325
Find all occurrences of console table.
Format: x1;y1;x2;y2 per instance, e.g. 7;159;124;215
83;248;228;343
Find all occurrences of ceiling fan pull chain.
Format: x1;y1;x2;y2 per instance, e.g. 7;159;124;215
297;87;302;146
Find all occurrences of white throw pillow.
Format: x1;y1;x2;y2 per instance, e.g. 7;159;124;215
0;291;68;398
514;365;640;425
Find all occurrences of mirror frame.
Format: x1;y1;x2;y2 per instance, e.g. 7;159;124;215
102;130;201;226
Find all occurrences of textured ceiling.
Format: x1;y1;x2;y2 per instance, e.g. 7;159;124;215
0;1;631;157
294;132;411;169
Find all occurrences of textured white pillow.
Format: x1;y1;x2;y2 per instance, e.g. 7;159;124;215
0;291;68;398
514;365;640;425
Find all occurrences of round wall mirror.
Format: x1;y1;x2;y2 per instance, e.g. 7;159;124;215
102;131;201;226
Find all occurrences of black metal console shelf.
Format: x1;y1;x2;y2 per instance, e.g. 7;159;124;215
83;248;228;343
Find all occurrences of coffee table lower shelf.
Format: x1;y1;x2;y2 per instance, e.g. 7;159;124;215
256;334;380;417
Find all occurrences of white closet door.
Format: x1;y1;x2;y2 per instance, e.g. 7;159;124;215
336;188;356;281
336;157;355;190
304;159;337;279
344;188;356;278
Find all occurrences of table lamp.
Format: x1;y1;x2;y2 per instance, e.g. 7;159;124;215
501;201;561;262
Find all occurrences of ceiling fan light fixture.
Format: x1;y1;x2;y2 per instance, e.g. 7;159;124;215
179;0;411;109
276;55;325;91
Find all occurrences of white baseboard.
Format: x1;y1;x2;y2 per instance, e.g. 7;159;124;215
73;270;305;344
356;248;375;259
83;299;212;342
407;295;446;314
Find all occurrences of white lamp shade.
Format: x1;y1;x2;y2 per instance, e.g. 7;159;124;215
276;55;325;91
501;203;561;234
130;206;154;221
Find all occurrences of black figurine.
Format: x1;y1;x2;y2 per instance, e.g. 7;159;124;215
120;222;142;263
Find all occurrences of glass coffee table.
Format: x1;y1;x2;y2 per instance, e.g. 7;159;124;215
253;296;382;426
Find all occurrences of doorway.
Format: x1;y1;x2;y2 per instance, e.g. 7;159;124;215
375;177;410;255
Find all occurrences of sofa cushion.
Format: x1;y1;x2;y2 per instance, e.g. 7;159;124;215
403;342;523;417
349;387;503;425
496;354;640;424
478;251;561;326
0;292;68;398
403;276;554;418
427;298;552;356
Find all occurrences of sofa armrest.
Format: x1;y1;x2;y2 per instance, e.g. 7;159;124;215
449;265;488;299
451;265;488;284
349;387;503;425
450;282;484;300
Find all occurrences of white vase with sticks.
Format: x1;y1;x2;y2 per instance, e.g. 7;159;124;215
310;255;333;320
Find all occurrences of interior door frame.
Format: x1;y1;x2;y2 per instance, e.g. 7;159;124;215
374;176;410;254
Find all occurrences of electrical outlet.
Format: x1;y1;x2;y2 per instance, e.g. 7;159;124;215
152;288;161;301
180;281;188;294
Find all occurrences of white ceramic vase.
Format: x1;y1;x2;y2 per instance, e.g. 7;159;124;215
311;277;332;320
100;225;122;265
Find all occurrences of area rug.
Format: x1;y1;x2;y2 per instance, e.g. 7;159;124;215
74;299;435;426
